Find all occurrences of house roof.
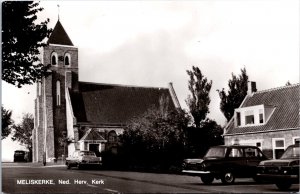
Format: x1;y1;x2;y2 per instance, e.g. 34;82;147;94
225;84;300;135
69;82;176;125
48;20;74;46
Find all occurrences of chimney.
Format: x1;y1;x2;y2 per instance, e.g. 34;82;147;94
247;81;257;95
168;82;181;109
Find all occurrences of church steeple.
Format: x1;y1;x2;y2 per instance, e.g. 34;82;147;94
48;20;73;46
33;18;78;163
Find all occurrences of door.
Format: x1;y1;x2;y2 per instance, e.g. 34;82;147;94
227;148;245;176
89;144;100;156
245;147;264;176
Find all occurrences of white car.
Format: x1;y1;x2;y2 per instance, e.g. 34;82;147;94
66;150;102;169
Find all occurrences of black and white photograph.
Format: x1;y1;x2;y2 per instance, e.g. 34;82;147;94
2;0;299;193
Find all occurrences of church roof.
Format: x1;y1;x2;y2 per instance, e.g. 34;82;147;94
224;84;300;135
48;20;74;46
69;82;176;125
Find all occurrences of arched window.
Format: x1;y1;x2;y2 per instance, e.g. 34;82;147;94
56;80;61;106
51;52;58;65
108;131;117;143
64;53;71;66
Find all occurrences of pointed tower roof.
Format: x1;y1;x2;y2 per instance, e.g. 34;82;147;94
48;20;74;46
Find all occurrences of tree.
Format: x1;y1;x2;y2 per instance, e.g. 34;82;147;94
2;1;52;88
121;97;190;171
185;119;223;157
2;106;13;139
11;113;34;156
186;66;212;128
217;67;248;122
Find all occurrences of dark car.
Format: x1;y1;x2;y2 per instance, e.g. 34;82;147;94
182;145;268;184
14;150;29;162
66;150;102;169
257;143;299;190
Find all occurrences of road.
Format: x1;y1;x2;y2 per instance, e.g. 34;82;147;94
2;163;299;193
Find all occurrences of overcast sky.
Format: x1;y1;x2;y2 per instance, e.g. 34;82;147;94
2;0;299;161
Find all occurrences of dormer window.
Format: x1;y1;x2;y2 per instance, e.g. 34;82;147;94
245;110;254;125
64;53;71;66
51;52;58;65
234;105;275;127
259;109;264;123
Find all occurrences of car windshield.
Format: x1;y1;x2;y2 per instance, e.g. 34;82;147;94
205;147;227;158
280;146;300;159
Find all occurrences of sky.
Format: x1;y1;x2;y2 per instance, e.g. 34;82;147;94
2;0;299;161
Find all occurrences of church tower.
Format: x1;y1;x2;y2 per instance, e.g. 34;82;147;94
33;20;78;162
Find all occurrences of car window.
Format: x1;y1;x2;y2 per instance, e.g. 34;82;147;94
244;147;262;158
205;147;227;158
229;148;243;157
281;146;300;159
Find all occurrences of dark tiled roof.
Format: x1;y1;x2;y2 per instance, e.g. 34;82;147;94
69;82;176;125
225;84;300;135
48;20;73;46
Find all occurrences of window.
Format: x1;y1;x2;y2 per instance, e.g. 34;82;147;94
245;115;254;125
205;147;227;158
245;110;254;125
272;138;285;159
229;148;243;157
56;80;61;106
293;137;300;144
245;147;262;158
236;112;241;126
256;142;262;149
51;52;58;65
64;53;71;66
108;131;117;143
38;82;41;96
259;109;264;123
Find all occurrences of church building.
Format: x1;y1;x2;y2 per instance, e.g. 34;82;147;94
32;20;181;163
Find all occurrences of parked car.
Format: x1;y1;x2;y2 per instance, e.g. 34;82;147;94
14;150;29;162
66;150;102;169
256;143;299;190
182;145;268;184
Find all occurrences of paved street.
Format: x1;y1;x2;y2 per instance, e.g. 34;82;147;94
2;163;299;193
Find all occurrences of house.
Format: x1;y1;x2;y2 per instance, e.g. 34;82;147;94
32;20;181;163
223;82;300;159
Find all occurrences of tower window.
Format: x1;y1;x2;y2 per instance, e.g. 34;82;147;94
51;52;58;65
56;80;61;106
64;53;71;66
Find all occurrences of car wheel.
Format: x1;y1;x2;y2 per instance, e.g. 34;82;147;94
275;182;292;190
200;175;214;184
221;171;235;184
